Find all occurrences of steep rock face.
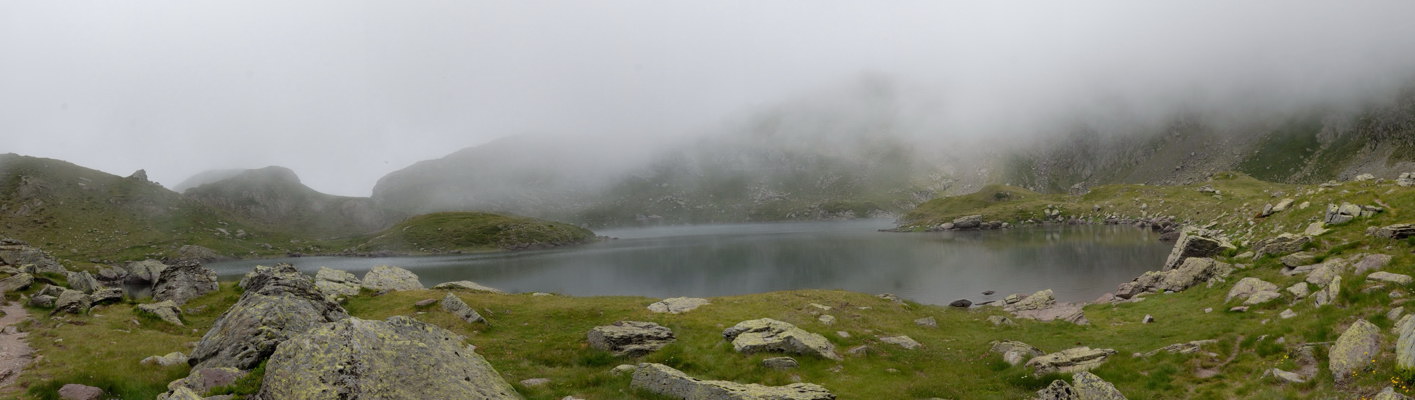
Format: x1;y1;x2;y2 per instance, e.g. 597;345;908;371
188;264;348;370
255;316;520;400
182;166;396;236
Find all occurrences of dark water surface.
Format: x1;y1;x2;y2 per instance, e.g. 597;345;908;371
208;220;1172;305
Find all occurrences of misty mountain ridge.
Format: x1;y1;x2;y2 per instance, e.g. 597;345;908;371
182;166;397;237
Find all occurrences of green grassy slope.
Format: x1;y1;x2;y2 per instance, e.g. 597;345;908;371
355;211;596;253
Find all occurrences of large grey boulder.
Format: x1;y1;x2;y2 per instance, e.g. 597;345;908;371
1158;258;1233;292
188;264;349;370
1035;371;1127;400
433;280;505;293
137;300;185;326
723;318;841;360
65;271;101;294
1396;312;1415;369
588;321;676;357
125;259;168;284
164;367;247;397
1330;319;1381;384
1025;347;1117;375
1005;289;1056;311
630;363;835;400
1226;277;1278;303
360;265;423;291
1354;254;1394;274
648;297;710;314
255;316;520;400
1253;234;1311;257
1162;228;1232;270
51;289;91;315
440;293;485;324
0;273;34;293
1370;272;1414;285
313;267;361;300
152;261;218;305
991;340;1044;366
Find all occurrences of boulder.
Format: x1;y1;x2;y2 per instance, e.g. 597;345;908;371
722;318;841;360
1162;228;1232;270
65;271;101;294
152;260;218;305
878;335;922;350
157;387;202;400
914;316;938;328
96;266;127;282
1372;224;1415;240
949;299;973;308
990;340;1044;366
1025;347;1117;375
1280;309;1298;319
1287;282;1311;298
952;215;983;229
440;293;485;324
1330;319;1381;384
57;384;103;400
0;273;34;293
255;316;520;400
1324;202;1365;225
90;287;124;305
1265;368;1306;384
630;363;835;400
1243;291;1282;306
1035;371;1128;400
1272;198;1295;213
1306;264;1343;287
1011;303;1088;325
28;294;55;308
137;300;185;326
141;352;189;367
1370;271;1414;285
1396;311;1415;369
1400;172;1415;187
648;297;710;314
125;259;168;284
762;357;799;370
360;265;423;291
172;245;221;263
1314;276;1342;307
313;267;361;300
1226;277;1278;303
1354;254;1395;274
1006;289;1056;312
1279;252;1315;268
588;321;675;357
432;280;505;293
1253;234;1310;257
1157;258;1233;292
164;367;247;396
1377;386;1413;400
188;264;348;370
1141;340;1217;357
51;289;91;314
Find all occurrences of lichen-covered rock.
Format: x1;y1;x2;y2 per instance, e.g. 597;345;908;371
441;293;485;324
1324;203;1364;225
1072;371;1127;400
360;265;423;291
648;297;710;314
1354;254;1395;274
1163;228;1231;270
1287;282;1311;298
156;386;203;400
991;340;1044;366
188;264;348;370
1329;319;1380;384
65;271;101;294
762;357;798;370
90;287;124;305
878;335;922;350
1396;312;1415;369
255;316;520;400
141;352;189;367
1158;258;1233;292
433;280;505;293
0;273;34;293
137;300;185;326
51;289;91;314
1370;272;1414;285
1253;234;1311;257
1141;340;1217;357
1226;277;1278;303
588;321;676;357
630;363;835;400
152;261;218;305
28;294;55;308
0;243;65;274
1376;386;1413;400
1265;368;1306;384
1314;276;1342;307
1025;347;1117;375
125;259;168;284
723;318;841;360
1006;289;1055;311
1243;291;1282;305
164;367;247;396
313;267;361;300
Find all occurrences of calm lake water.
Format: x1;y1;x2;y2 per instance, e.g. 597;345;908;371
207;220;1172;305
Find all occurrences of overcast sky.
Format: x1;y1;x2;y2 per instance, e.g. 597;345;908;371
4;1;1415;196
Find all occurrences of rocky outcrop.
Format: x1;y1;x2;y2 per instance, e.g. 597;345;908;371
1025;347;1117;375
630;363;835;400
1372;224;1415;240
152;260;218;305
1141;340;1218;357
433;280;505;293
0;241;65;275
440;293;485;324
255;316;520;400
188;264;349;370
360;265;423;291
1035;371;1127;400
125;259;168;284
1116;258;1233;299
1324;203;1380;225
1330;319;1381;384
65;271;100;294
1006;289;1056;311
722;318;841;360
137;300;185;326
1162;228;1232;270
588;321;676;357
313;267;361;300
1353;254;1394;274
649;297;710;314
991;340;1044;366
1253;234;1311;257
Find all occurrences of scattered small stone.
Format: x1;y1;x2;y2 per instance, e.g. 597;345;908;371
1265;368;1307;383
807;303;832;312
1142;314;1154;324
520;378;550;387
762;357;799;370
413;298;436;307
612;364;637;374
587;321;675;357
817;315;835;325
1280;309;1297;319
988;315;1015;326
914;316;937;328
878;335;922;350
1229;306;1248;313
835;331;850;338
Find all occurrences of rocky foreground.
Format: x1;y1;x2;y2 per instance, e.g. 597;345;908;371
4;174;1415;398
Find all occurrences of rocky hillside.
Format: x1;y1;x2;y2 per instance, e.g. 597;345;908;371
182;166;397;238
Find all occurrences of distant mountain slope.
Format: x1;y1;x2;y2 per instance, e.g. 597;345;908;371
171;168;244;193
183;166;397;237
0;154;293;262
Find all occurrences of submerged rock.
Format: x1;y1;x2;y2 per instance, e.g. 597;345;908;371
588;321;676;357
256;316;520;400
723;318;840;360
188;264;348;370
360;265;423;291
630;363;835;400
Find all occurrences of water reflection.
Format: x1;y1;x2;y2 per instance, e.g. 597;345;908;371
208;220;1170;305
